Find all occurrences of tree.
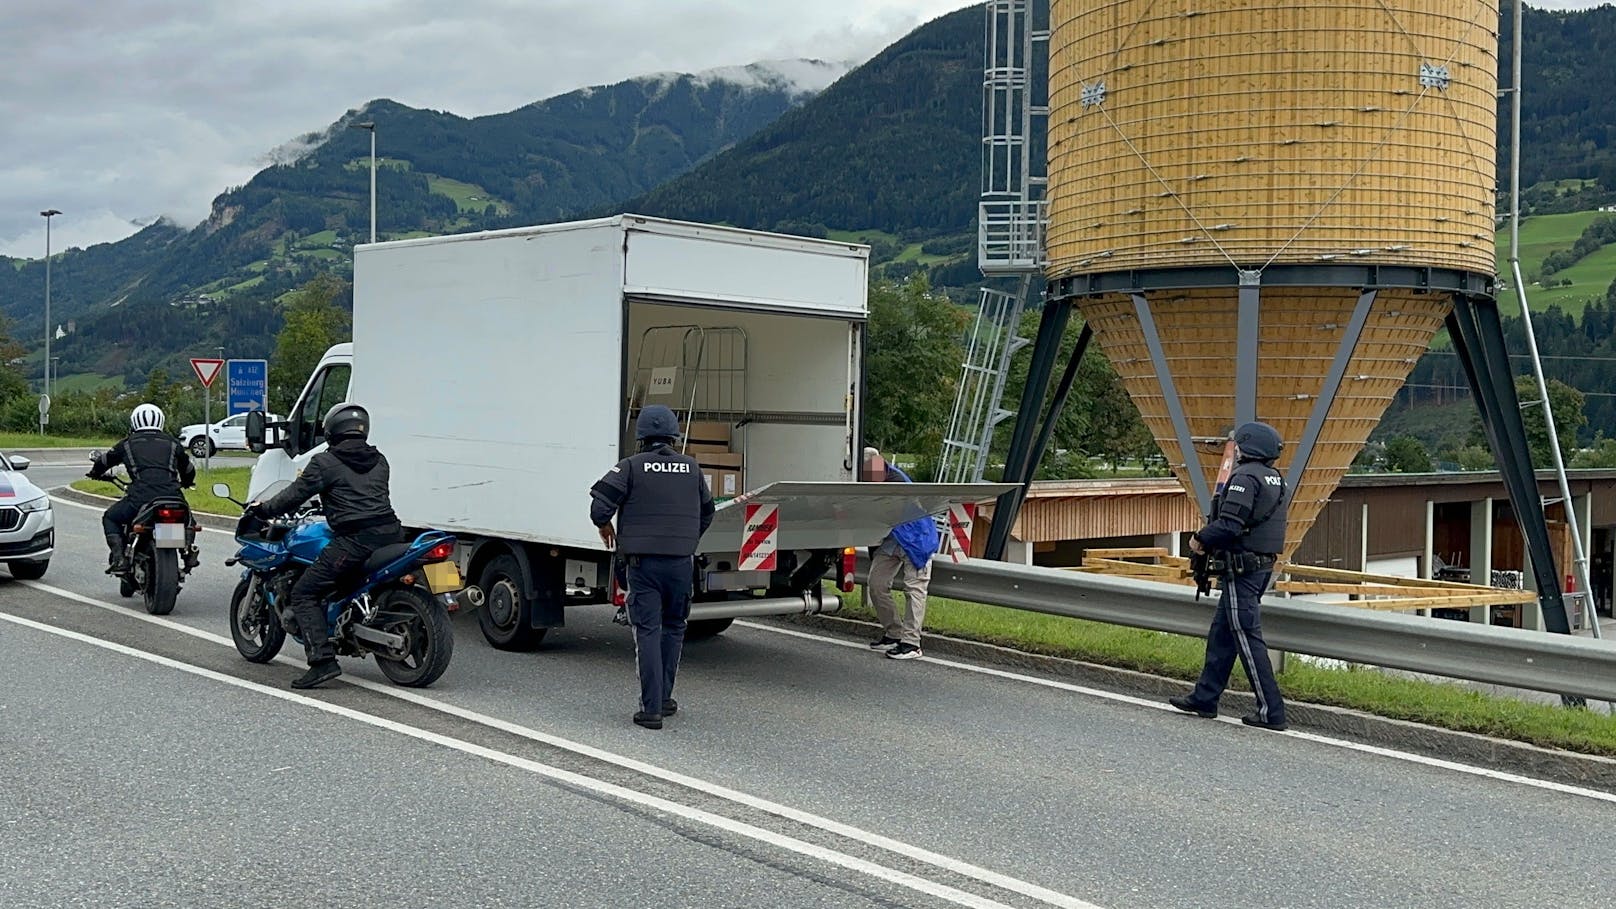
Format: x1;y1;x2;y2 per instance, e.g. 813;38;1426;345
1572;435;1616;468
864;275;969;459
1517;376;1587;469
270;275;352;413
1080;354;1159;470
0;314;27;410
1383;435;1434;473
1454;445;1496;471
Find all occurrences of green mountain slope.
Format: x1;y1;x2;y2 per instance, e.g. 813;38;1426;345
0;61;845;333
616;6;982;240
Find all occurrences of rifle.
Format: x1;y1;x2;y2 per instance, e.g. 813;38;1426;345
1190;550;1213;600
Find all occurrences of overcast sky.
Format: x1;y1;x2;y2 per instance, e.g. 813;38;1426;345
2;0;1606;259
0;0;971;259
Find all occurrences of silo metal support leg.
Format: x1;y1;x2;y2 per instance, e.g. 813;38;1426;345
1132;292;1213;513
986;301;1073;560
1286;289;1377;491
1447;298;1572;636
1023;323;1093;491
1235;278;1262;427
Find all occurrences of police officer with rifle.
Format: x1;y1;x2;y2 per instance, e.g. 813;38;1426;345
1172;421;1290;731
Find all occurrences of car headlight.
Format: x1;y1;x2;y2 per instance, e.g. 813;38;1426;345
17;496;50;513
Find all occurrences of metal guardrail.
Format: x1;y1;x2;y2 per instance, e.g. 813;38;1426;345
861;555;1616;702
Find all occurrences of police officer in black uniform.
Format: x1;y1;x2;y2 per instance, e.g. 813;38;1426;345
590;405;714;730
1170;420;1290;731
89;403;195;573
248;403;402;690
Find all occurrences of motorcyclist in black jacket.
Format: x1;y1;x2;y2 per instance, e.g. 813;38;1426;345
247;402;402;689
88;403;196;573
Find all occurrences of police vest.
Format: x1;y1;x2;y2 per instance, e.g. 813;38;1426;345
614;448;707;557
1230;462;1288;555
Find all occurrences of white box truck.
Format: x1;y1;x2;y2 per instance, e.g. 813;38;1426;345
246;215;1011;651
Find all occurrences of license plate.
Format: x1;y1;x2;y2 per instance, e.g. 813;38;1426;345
152;523;186;548
423;560;462;594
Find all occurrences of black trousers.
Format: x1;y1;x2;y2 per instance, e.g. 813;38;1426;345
1185;568;1287;725
101;497;142;550
625;554;693;715
288;527;400;665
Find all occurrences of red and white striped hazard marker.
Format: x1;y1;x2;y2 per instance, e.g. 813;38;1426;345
739;503;778;571
945;502;975;563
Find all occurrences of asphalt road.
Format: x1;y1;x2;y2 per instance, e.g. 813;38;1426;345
3;465;1614;909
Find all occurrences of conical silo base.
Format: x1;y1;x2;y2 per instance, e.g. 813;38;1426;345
1077;288;1451;560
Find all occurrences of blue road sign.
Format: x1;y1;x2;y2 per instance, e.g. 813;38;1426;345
227;359;269;415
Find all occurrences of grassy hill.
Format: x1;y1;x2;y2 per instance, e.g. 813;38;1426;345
1494;208;1616;316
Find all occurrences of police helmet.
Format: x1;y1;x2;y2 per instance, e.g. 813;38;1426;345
635;405;681;442
130;403;165;431
1233;421;1282;463
323;402;370;442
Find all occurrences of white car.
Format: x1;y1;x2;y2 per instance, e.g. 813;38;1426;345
178;412;279;458
0;450;54;580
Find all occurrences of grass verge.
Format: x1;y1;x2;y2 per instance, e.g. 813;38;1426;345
837;589;1616;757
0;433;117;449
73;467;250;517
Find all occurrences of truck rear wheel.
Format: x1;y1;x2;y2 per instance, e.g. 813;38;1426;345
477;554;547;651
684;617;734;641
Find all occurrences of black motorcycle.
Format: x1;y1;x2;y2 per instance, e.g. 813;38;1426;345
92;463;200;615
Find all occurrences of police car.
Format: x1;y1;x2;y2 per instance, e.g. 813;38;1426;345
0;449;54;580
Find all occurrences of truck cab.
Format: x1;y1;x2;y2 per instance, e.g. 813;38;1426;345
247;343;353;500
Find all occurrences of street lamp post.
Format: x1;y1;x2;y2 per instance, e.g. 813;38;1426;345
39;209;61;435
349;121;376;243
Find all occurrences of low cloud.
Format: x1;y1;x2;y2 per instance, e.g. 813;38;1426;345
0;0;968;258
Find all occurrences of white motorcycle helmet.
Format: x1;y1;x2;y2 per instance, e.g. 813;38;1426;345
130;403;165;432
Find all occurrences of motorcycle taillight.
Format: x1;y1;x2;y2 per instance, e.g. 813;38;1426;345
425;541;454;562
155;507;185;522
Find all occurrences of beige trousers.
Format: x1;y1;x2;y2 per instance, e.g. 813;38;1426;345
866;550;932;646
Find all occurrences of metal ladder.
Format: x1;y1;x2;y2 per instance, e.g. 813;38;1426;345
938;0;1049;483
938;281;1031;483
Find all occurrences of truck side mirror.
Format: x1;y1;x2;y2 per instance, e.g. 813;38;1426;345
246;411;267;454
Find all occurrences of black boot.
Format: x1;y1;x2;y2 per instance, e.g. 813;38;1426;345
105;534;128;574
291;659;341;690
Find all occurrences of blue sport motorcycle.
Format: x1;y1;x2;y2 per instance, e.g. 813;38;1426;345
215;482;460;688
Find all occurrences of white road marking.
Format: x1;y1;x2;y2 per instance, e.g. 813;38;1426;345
16;581;1100;909
0;609;1081;909
734;621;1616;806
32;506;1616;806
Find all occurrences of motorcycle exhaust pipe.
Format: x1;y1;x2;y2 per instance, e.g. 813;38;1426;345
445;585;485;613
687;589;843;622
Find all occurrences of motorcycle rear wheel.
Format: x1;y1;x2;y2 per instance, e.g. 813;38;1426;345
231;577;286;663
144;550;179;616
371;587;454;688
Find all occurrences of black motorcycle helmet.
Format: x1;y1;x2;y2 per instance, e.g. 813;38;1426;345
323;402;370;442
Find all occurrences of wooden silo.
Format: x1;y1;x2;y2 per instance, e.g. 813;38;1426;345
1042;0;1499;559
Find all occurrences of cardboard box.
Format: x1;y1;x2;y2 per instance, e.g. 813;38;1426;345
687;421;733;445
713;468;743;498
696;452;744;469
686;442;732;457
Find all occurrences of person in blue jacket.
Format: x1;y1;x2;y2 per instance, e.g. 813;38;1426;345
861;447;938;660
